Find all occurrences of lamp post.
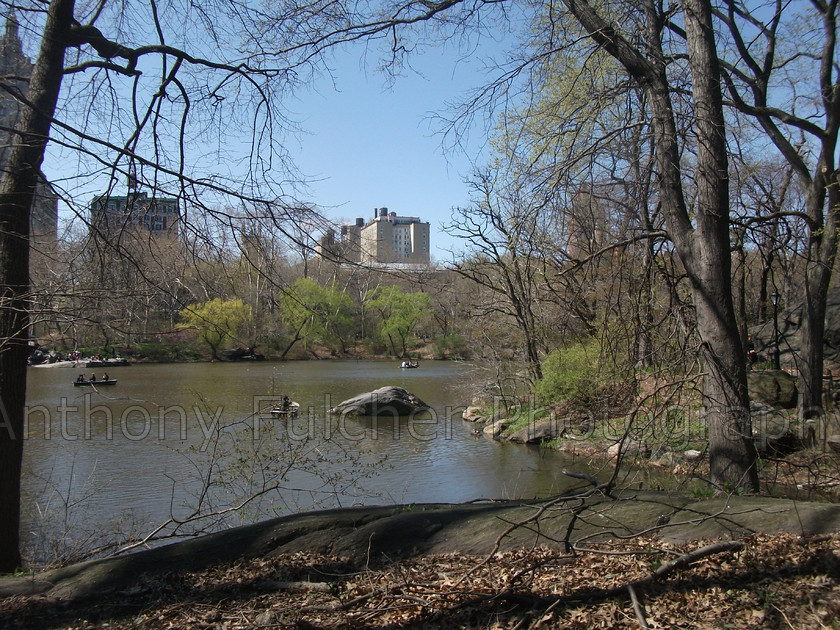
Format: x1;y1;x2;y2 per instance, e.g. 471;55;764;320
771;291;780;370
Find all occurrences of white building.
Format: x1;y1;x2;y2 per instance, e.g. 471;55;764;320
318;207;430;266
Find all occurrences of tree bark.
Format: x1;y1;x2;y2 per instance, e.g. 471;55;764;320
563;0;758;490
0;0;72;572
798;174;840;427
682;0;758;490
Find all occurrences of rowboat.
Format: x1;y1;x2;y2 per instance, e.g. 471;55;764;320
270;401;300;416
73;379;117;387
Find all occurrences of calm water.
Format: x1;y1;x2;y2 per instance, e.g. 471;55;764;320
22;360;598;559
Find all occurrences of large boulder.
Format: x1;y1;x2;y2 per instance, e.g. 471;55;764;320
329;386;430;416
750;401;802;455
747;370;798;409
462;406;485;422
507;418;562;443
607;437;651;459
750;286;840;369
483;418;511;439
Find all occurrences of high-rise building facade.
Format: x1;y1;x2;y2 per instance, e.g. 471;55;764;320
0;12;58;246
317;207;430;266
90;189;181;238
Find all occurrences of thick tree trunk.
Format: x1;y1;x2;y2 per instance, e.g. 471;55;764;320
0;0;71;572
799;270;829;419
693;268;758;489
798;176;840;430
564;0;758;491
682;0;758;490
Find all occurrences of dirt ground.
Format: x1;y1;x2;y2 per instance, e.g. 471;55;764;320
2;531;839;629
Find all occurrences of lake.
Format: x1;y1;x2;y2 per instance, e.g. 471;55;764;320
22;360;599;563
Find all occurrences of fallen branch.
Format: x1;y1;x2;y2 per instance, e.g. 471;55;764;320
562;469;603;489
271;581;332;593
627;583;649;629
638;540;743;585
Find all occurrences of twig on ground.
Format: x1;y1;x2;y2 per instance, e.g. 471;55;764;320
627;583;648;629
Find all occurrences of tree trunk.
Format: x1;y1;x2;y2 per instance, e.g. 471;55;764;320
681;0;759;491
0;0;72;572
798;175;840;427
564;0;758;491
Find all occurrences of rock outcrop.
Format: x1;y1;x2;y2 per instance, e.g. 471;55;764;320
507;418;562;443
329;386;430;416
462;406;484;422
4;493;840;602
747;369;798;409
750;285;840;369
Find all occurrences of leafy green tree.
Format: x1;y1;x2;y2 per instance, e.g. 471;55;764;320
365;286;432;357
278;278;354;357
178;298;253;361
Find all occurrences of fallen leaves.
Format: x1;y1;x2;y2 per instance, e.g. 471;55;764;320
1;533;838;629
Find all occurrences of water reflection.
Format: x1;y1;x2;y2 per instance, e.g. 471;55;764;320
22;360;591;560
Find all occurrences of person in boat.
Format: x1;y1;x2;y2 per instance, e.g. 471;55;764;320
102;372;110;381
76;374;85;383
89;373;97;382
282;395;291;410
401;360;408;368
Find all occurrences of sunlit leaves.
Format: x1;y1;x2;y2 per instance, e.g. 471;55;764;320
365;285;432;357
178;297;253;359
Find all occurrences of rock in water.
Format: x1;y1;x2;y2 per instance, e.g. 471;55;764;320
329;386;430;416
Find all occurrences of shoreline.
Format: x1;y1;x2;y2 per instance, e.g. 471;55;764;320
3;491;840;598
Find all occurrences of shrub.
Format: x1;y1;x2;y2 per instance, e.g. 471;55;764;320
433;335;471;360
136;331;203;362
535;341;602;407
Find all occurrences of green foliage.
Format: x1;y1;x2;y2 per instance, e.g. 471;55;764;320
178;298;253;360
692;485;716;499
535;341;603;406
279;278;355;354
136;331;204;362
432;334;471;360
365;286;433;357
362;336;388;356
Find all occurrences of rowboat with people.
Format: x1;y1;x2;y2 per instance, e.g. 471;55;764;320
73;378;117;387
73;373;117;386
270;396;300;416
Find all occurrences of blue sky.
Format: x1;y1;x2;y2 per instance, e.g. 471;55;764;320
289;47;497;263
36;15;512;263
45;45;492;262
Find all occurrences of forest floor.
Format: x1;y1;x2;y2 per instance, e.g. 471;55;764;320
3;487;840;629
1;531;838;629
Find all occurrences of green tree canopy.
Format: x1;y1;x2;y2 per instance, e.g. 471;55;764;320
278;278;354;357
178;298;253;360
365;285;432;357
